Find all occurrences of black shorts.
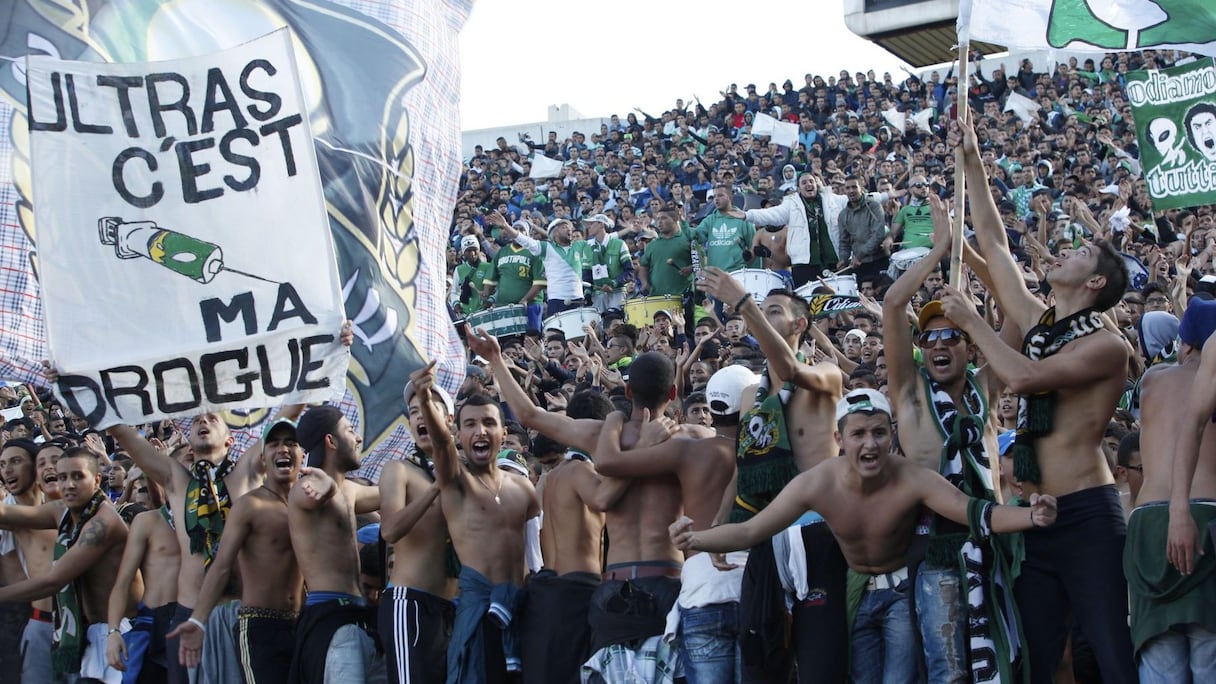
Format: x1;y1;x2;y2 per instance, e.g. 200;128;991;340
378;586;454;684
235;607;296;684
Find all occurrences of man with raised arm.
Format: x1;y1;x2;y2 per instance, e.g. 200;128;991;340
412;359;538;684
106;411;269;682
377;378;460;684
881;195;1011;683
697;267;846;683
0;446;131;683
287;404;383;683
105;445;188;682
592;363;746;683
670;390;1058;684
1;438;58;684
466;329;628;684
469;325;708;680
168;418;306;684
938;120;1134;683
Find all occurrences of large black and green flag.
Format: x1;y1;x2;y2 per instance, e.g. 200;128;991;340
1127;57;1216;211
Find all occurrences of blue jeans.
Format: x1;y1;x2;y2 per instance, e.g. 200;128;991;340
325;624;386;683
679;602;741;684
525;303;543;332
850;579;916;684
1138;624;1216;684
914;564;967;684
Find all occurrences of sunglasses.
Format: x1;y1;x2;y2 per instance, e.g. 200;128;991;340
910;182;927;188
916;328;967;348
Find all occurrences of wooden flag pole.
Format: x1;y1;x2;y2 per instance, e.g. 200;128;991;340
949;44;970;290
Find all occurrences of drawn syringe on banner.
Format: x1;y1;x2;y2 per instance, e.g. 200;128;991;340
98;217;278;285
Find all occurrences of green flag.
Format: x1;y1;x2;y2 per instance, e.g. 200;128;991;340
1127;57;1216;211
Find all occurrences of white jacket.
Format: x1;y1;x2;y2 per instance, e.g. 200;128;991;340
746;188;848;266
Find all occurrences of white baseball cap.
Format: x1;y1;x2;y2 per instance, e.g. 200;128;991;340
403;380;455;416
459;235;479;252
706;365;758;416
834;389;893;422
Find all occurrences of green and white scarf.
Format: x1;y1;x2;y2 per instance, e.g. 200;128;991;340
52;490;106;677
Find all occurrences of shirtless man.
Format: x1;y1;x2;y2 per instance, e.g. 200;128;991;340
1;438;57;684
670;390;1057;683
697;267;846;683
882;196;1007;683
939;120;1134;682
593;363;751;682
413;360;538;684
107;412;263;683
79;322;352;682
468;328;696;680
377;379;458;684
467;330;627;683
170;417;306;683
0;446;131;682
287;405;383;684
1142;298;1216;681
105;445;188;681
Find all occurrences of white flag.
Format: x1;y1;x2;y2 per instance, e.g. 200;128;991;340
1004;91;1042;124
529;153;565;179
752;113;799;149
962;0;1216;56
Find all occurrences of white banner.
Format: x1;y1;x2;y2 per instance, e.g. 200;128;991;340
962;0;1216;56
27;29;348;428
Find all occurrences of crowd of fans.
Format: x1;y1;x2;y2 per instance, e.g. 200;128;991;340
3;47;1216;684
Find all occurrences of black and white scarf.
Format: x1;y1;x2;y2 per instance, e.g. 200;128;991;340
925;370;1019;683
1013;307;1105;484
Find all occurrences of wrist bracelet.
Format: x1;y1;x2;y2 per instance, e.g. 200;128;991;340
734;293;751;311
1029;508;1039;529
187;617;206;631
107;626;122;636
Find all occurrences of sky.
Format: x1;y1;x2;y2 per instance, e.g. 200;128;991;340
458;0;913;131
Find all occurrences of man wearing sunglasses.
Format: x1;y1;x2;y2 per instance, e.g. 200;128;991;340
882;195;1007;683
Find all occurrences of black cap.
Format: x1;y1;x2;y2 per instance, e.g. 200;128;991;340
295;405;344;455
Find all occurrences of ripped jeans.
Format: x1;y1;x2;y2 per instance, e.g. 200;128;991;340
915;564;967;684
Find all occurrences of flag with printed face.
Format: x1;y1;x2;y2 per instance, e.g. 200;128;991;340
0;0;472;479
1127;57;1216;210
961;0;1216;56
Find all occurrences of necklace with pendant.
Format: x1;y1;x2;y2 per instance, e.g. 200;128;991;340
474;471;503;505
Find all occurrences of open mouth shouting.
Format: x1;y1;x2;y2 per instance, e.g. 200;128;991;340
469;437;493;460
930;352;952;371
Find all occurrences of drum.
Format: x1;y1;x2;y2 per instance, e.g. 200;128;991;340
818;274;858;296
543;307;599;340
467;305;527;338
625;295;681;326
888;247;932;279
729;268;786;304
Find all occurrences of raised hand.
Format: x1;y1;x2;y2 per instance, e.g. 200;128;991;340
466;325;503;361
697;267;748;306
